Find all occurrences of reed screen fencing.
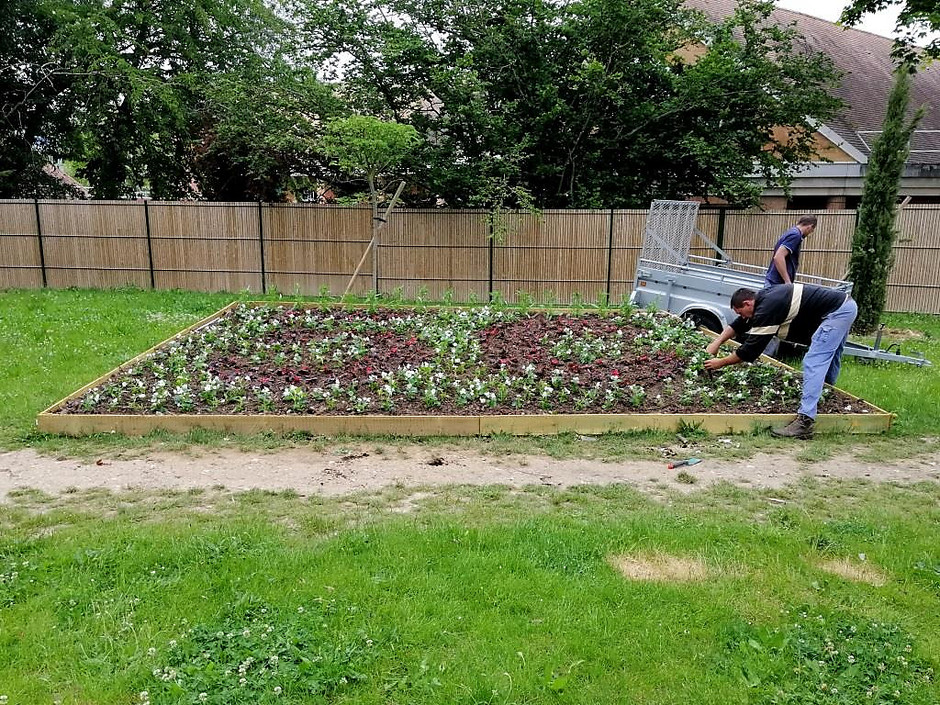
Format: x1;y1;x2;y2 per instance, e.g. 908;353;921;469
1;200;938;313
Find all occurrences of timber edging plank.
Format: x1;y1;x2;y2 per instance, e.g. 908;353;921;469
36;301;895;437
36;411;892;437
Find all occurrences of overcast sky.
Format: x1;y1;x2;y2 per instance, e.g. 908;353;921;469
775;0;904;39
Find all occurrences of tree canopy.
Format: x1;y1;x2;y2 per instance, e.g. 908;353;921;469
3;0;844;206
847;69;925;332
1;0;80;197
292;0;844;208
841;0;940;64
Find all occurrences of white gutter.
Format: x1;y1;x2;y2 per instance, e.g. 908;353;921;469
812;122;870;164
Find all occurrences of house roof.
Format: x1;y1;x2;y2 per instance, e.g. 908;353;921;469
685;0;940;165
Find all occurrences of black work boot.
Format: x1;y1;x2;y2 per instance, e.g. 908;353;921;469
772;413;815;439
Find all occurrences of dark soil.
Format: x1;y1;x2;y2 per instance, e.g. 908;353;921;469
58;307;881;417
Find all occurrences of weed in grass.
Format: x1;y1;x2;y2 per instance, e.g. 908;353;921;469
145;599;377;703
0;557;39;608
676;470;698;484
677;419;708;439
912;559;940;593
724;608;936;703
768;507;801;531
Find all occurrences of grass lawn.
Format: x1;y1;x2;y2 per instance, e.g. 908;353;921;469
1;480;939;704
0;290;938;703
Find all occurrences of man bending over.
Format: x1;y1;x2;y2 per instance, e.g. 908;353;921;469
704;284;857;439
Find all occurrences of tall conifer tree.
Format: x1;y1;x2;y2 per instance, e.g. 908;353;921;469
847;68;924;333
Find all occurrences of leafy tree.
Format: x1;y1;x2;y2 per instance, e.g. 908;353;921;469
847;68;925;333
667;2;845;205
0;0;82;198
64;0;285;198
321;115;420;293
841;0;940;64
295;0;842;208
195;61;344;201
3;0;286;199
321;115;420;212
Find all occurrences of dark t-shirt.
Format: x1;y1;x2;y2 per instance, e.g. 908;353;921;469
764;226;804;285
730;284;848;362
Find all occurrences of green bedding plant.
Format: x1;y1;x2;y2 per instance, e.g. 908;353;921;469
56;303;866;417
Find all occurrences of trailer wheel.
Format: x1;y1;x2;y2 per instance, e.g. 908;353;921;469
682;310;722;334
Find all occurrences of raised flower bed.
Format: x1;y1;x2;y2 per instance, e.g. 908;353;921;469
38;302;890;436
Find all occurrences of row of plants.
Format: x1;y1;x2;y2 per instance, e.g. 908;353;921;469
61;303;860;417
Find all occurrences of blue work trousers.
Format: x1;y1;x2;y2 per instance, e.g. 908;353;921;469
799;297;858;419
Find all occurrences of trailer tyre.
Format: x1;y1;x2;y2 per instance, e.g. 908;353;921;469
682;310;722;334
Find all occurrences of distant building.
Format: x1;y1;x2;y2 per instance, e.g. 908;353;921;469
687;0;940;210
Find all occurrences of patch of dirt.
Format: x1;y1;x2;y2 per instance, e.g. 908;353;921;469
1;446;938;500
816;558;888;586
609;553;710;582
389;491;435;513
881;328;925;341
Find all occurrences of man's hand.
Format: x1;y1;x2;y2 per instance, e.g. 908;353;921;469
704;353;741;371
705;325;736;358
704;357;725;371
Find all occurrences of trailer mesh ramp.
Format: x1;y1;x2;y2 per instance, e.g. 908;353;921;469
640;200;700;272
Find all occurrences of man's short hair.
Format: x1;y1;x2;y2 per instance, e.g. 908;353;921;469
731;288;756;309
797;215;817;227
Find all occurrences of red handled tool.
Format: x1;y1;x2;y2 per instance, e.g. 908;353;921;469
667;458;701;469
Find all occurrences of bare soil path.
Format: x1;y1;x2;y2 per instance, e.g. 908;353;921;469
2;445;938;499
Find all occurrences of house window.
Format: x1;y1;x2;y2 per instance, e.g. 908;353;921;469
786;196;831;211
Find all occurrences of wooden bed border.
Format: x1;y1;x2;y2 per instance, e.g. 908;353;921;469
37;301;893;436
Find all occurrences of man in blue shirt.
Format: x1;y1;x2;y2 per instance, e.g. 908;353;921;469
765;215;817;287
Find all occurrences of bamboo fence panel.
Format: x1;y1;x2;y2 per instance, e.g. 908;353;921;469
380;209;489;301
1;200;939;313
0;200;42;288
691;209;722;260
721;210;795;268
890;207;940;313
721;210;856;283
494;210;610;304
147;201;261;292
38;200;150;288
803;212;855;281
608;210;647;303
263;205;372;296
